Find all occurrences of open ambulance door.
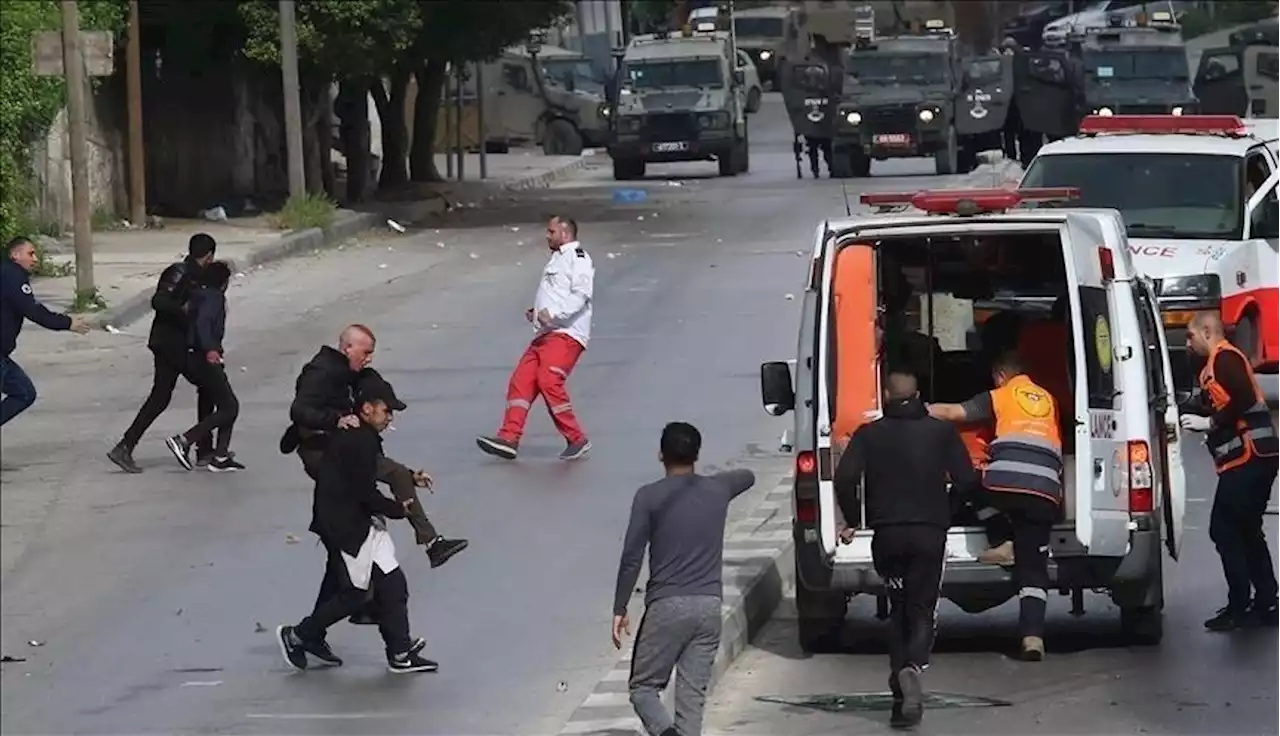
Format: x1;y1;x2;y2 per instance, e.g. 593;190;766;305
1062;213;1130;557
1141;277;1186;560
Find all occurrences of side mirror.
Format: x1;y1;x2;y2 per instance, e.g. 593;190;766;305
761;361;795;416
733;69;746;86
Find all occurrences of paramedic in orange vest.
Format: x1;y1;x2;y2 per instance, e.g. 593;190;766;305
927;352;1062;661
1180;311;1279;631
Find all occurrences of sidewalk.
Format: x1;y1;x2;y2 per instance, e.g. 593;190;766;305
31;149;598;329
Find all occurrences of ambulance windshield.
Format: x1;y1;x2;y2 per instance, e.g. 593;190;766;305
1021;152;1244;240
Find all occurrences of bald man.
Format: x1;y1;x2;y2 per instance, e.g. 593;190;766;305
834;372;976;729
1181;311;1279;631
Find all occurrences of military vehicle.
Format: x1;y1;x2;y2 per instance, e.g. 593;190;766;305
1194;20;1279;119
831;20;970;177
607;29;750;180
1073;18;1195;118
778;1;861;179
732;5;789;89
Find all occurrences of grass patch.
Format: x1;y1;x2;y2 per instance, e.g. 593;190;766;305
71;288;107;312
272;193;337;231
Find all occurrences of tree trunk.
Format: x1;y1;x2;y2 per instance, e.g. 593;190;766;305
299;77;330;196
409;58;448;183
372;69;410;190
337;78;373;204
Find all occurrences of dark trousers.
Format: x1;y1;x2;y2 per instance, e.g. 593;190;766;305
121;348;213;452
872;524;947;673
1210;456;1279;612
295;537;413;655
298;446;438;544
0;356;37;426
974;488;1056;638
182;356;238;456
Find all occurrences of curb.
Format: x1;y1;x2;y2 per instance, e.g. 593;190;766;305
503;152;601;192
556;475;795;736
88;209;380;330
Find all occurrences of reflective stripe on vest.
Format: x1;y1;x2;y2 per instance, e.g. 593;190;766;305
1199;342;1279;473
984;375;1065;504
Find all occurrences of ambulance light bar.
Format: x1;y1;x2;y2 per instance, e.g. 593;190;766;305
1079;114;1247;136
859;188;1080;215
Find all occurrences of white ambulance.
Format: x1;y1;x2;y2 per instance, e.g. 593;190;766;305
759;188;1186;652
1018;115;1279;398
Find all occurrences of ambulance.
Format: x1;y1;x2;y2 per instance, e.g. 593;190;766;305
759;188;1186;652
1019;114;1279;397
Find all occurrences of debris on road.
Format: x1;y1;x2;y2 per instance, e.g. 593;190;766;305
1;655;27;663
387;219;407;233
784;293;795;300
27;640;43;647
254;622;267;633
284;533;300;544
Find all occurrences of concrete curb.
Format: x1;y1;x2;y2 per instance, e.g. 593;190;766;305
503;152;601;192
556;475;796;736
89;209;380;330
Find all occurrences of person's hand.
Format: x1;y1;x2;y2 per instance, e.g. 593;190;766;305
526;307;536;323
401;499;415;513
413;470;433;491
536;308;553;326
838;526;856;545
205;350;222;365
611;614;630;650
68;317;91;334
1180;414;1212;432
337;414;361;429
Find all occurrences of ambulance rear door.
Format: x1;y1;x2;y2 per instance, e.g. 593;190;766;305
1062;211;1130;558
1136;276;1186;559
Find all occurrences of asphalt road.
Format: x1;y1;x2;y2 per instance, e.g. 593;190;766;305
0;94;982;735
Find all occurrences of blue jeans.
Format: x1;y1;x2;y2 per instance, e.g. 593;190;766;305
0;356;38;426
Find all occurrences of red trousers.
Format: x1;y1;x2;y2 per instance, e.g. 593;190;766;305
498;332;586;444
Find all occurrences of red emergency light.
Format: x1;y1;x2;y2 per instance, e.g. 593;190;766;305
859;187;1080;215
1079;114;1247;137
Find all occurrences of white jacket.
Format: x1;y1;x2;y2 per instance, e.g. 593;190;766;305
533;241;594;347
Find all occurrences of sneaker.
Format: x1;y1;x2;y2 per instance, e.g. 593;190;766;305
208;455;246;472
409;636;427;655
1204;606;1250;631
387;649;439;674
1020;635;1045;661
559;439;592;461
275;625;308;671
302;638;343;667
1250;600;1279;626
427;537;469;568
978;540;1015;566
476;436;518;460
165;435;194;471
893;665;923;729
107;443;142;474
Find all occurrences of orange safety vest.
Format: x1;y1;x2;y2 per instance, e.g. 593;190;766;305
1199;341;1278;473
984;374;1064;504
958;422;993;469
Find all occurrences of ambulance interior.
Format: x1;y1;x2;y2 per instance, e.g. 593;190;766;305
830;229;1083;550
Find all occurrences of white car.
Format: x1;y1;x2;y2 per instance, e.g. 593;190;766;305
1041;0;1186;46
736;48;763;113
1019;115;1280;397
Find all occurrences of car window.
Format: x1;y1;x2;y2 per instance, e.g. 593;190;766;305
1259;51;1279;79
1200;52;1240;82
1132;285;1167;404
1078;286;1116;409
1246;151;1271;196
503;64;530;91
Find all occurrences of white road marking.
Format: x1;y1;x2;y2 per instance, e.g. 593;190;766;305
245;713;409;720
180;680;222;687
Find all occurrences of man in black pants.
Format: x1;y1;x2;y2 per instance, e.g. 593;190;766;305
163;261;244;472
835;373;977;730
109;234;217;473
276;379;437;674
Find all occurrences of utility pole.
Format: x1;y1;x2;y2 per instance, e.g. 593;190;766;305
454;65;465;181
279;0;306;198
476;61;487;179
125;0;145;225
62;0;94;297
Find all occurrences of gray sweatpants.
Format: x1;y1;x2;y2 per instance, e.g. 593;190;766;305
628;595;722;736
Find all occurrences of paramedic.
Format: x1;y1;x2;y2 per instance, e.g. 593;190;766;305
1180;311;1279;631
477;215;593;462
927;352;1062;661
835;372;977;729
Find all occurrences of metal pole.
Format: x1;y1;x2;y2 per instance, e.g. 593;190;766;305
454;65;464;181
476;61;487;179
279;0;306;198
125;0;145;226
444;65;454;179
61;0;94;297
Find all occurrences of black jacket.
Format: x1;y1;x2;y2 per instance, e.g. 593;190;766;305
835;397;977;530
149;257;202;355
187;286;227;354
309;424;406;555
1;259;71;358
289;346;355;433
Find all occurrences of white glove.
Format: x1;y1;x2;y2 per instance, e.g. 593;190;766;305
1179;414;1212;432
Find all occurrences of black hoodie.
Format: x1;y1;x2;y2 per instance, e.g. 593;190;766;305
834;397;978;530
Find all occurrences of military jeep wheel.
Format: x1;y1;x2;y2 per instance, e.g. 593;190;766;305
829;150;854;179
737;129;751;174
934;126;958;176
718;147;738;177
543;119;584;156
612;157;645;181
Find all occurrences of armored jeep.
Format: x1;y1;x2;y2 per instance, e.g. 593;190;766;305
1075;24;1196;118
778;1;861;179
608;29;750;180
1194;20;1279;119
733;5;789;89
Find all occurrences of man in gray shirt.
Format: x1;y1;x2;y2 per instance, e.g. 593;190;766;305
612;422;755;736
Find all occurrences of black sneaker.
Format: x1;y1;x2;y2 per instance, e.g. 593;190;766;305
1205;606;1250;631
427;537;469;568
387;650;438;674
303;638;343;667
476;436;518;460
559;439;591;461
208;455;246;472
1250;600;1279;626
165;435;194;471
893;665;923;730
107;443;142;474
409;636;426;655
275;625;308;671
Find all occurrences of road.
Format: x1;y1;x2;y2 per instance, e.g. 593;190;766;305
0;94;978;735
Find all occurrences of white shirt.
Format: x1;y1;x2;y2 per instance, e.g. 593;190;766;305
340;525;398;591
533;241;594;347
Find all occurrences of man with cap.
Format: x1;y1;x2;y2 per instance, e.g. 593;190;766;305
109;233;219;473
277;374;438;674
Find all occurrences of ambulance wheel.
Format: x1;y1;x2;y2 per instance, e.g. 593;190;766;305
934;127;958;176
1232;312;1261;367
796;575;847;653
1120;605;1164;645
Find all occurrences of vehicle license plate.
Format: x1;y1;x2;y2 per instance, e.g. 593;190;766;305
873;133;911;145
652;141;689;152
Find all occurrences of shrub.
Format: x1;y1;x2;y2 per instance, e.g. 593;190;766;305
273;192;337;231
